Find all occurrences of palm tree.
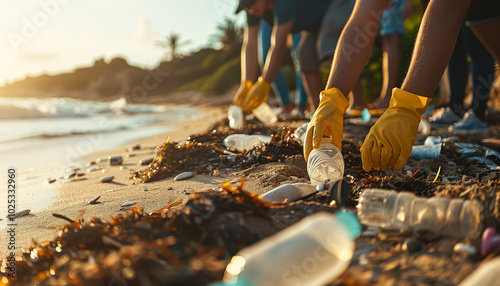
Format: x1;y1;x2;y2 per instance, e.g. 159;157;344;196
156;33;191;61
212;18;243;49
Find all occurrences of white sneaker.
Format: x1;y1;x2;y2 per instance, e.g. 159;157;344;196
448;110;488;134
429;107;462;125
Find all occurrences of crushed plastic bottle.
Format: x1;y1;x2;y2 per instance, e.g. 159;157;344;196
228;105;244;129
357;189;483;239
418;119;431;135
307;138;344;186
260;183;319;203
293;123;309;146
223;134;272;152
219;211;361;286
252;102;277;125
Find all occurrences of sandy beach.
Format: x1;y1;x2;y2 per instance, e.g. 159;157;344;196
0;102;233;259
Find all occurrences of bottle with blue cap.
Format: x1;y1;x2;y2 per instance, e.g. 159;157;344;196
210;211;360;286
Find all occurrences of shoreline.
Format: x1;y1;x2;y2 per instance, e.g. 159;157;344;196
0;103;228;258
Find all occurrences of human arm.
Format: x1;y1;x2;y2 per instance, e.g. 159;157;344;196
361;0;471;172
241;21;294;111
233;25;260;106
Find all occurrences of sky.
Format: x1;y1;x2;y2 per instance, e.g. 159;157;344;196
0;0;245;86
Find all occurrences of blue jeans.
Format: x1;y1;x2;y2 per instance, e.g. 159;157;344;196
447;26;495;121
258;20;308;107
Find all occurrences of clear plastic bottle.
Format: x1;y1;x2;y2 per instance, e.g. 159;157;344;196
307;138;345;186
220;211;361;286
260;183;319;203
357;189;483;239
252;102;277;125
223;134;272;151
228;105;244;129
293;123;309;146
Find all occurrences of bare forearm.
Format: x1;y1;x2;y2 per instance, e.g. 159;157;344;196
326;0;389;95
402;0;470;98
242;28;259;82
262;40;287;83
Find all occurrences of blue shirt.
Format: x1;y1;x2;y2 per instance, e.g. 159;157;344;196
247;0;333;33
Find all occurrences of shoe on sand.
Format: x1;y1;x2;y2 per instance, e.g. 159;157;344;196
448;110;488;134
429;107;462;125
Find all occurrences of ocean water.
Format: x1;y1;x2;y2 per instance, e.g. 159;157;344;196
0;96;200;215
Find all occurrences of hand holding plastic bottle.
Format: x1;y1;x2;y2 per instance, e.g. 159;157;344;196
233;80;253;107
361;88;431;171
304;88;349;161
241;77;271;111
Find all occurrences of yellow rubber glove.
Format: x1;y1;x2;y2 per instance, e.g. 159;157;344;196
241;77;271;111
361;88;431;172
233;80;253;107
304;88;349;161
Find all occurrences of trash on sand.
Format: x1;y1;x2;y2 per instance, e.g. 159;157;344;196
453;243;476;256
108;156;123;165
252;102;277;125
7;209;30;219
307;138;344;186
88;196;101;204
87;166;100;173
120;202;137;207
411;144;441;159
260;183;318;203
222;134;272;151
220;211;360;286
357;189;483;239
100;176;114;183
292;122;308;146
174;171;195;181
361;108;372;122
481;227;500;255
139;158;154;165
459;257;500;286
228;104;244;129
418;119;431;135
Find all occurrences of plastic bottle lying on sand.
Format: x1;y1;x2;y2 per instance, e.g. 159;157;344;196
357;189;483;239
219;211;361;286
252;102;277;125
307;138;344;186
459;257;500;286
293;123;309;146
260;183;319;203
223;134;272;151
228;105;244;129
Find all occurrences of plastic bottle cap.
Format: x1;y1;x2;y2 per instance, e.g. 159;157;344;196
336;210;361;239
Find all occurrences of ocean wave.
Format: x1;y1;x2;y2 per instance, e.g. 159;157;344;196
0;97;166;120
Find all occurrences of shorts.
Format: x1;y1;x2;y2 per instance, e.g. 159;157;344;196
379;0;406;36
466;0;500;26
296;0;355;72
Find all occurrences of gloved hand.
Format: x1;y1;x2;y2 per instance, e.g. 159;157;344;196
233;80;253;107
241;77;271;111
304;88;349;161
361;88;431;172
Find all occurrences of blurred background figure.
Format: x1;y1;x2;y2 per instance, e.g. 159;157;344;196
369;0;412;110
424;0;496;133
258;20;308;118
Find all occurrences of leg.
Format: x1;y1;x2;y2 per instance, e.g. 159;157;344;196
447;27;469;117
401;0;471;97
370;33;400;108
297;31;322;109
470;21;500;63
464;26;495;122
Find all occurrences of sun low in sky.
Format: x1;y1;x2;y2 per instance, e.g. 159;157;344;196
0;0;244;86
